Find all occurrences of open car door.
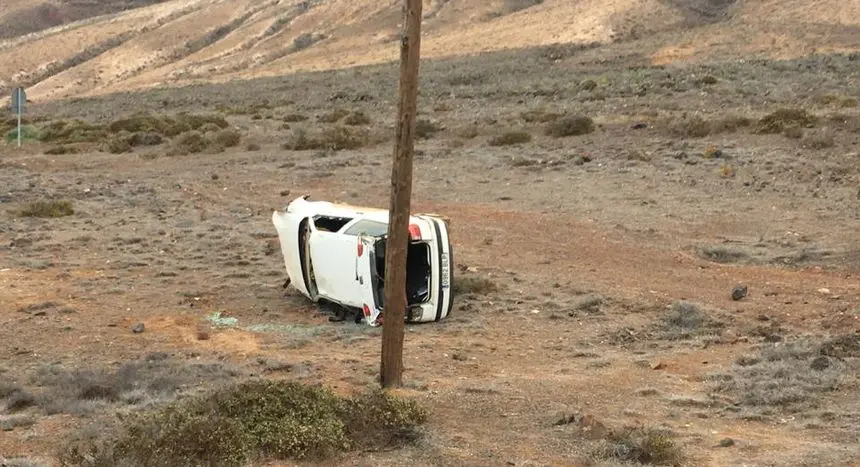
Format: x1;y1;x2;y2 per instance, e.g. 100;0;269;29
355;233;383;326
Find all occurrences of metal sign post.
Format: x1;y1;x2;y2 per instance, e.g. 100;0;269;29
11;87;26;148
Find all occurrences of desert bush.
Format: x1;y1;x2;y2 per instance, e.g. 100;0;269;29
343;111;372;126
106;137;132;154
782;125;804;139
4;125;39;143
708;338;845;412
173;131;209;154
667;115;710;138
44;145;79;155
579;79;598;91
488;131;532;146
292;33;318;51
453;275;498;296
545;116;594;137
592;426;684;466
521;110;561;123
801;128;835;149
18;200;74;218
5;389;37;412
210;128;241;148
698;245;749;263
317;109;349;123
61;381;426;466
128;132;163;147
755;108;816;134
245;142;261;151
39;120;107;144
415;119;441;139
283;127;369;151
283;113;309;122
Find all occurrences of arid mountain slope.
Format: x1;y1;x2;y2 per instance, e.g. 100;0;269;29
0;0;858;102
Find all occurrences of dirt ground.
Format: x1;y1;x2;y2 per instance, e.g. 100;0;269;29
2;46;860;466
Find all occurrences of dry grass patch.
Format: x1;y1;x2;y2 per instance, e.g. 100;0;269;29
283;126;371;151
17;200;74;218
708;338;849;415
343;111;372;126
801;128;835;149
453;275;498;296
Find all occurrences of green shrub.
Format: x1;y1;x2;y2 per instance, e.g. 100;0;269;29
18;200;74;218
4;125;40;143
545;116;594;137
283;127;369;151
39;120;107;143
61;380;427;467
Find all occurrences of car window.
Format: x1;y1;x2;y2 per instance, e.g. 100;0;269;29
343;219;389;237
313;215;354;232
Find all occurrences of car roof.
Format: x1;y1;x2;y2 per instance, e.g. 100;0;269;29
304;199;433;225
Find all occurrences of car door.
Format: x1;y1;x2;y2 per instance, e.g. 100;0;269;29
272;210;311;297
355;233;382;326
307;220;364;307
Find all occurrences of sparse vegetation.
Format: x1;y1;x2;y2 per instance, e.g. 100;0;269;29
61;381;426;466
521;110;561;123
210;128;242;148
106;137;132;154
343;111;372;126
283;126;370;151
173;131;210;154
667;115;711;138
453;275;498;296
545;116;594;137
755;108;816;134
592;426;684;466
698;245;749;263
502;0;544;14
283;113;309;122
708;338;846;413
801;128;835;149
317;109;349;123
489;131;532;146
18;200;75;218
415;119;441;139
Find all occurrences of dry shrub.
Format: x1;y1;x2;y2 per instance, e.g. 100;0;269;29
44;145;79;155
545;116;594;137
667;115;711;138
210;128;241;148
283;127;370;151
453;275;498;296
488;131;532;146
173;131;209;154
343;111;371;126
317;109;349;123
521;110;561;123
283;114;309;122
708;338;846;413
39;120;107;144
18;200;74;218
801;128;835;149
592;426;684;466
755;108;816;134
502;0;544;13
415;119;441;139
60;381;426;467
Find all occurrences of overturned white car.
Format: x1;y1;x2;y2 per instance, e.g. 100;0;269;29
272;195;453;326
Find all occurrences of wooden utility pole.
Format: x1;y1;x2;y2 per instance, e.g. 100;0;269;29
380;0;424;389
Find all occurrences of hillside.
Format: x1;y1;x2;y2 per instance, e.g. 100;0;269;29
1;0;859;102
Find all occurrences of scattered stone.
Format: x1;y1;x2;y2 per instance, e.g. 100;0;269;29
211;173;219;180
631;123;648;130
131;323;146;334
818;288;831;295
731;284;748;301
280;190;291;197
651;361;666;370
810;356;831;371
719;438;735;447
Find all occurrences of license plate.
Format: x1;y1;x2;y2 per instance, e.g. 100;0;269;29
440;252;450;288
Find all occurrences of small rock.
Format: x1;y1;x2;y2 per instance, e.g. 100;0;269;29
650;361;666;370
131;323;145;334
631;123;648;130
719;438;735;447
818;288;831;294
280;190;291;197
810;356;831;371
211;173;219;180
732;284;748;301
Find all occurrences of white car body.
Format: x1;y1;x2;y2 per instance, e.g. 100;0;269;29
272;195;453;326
